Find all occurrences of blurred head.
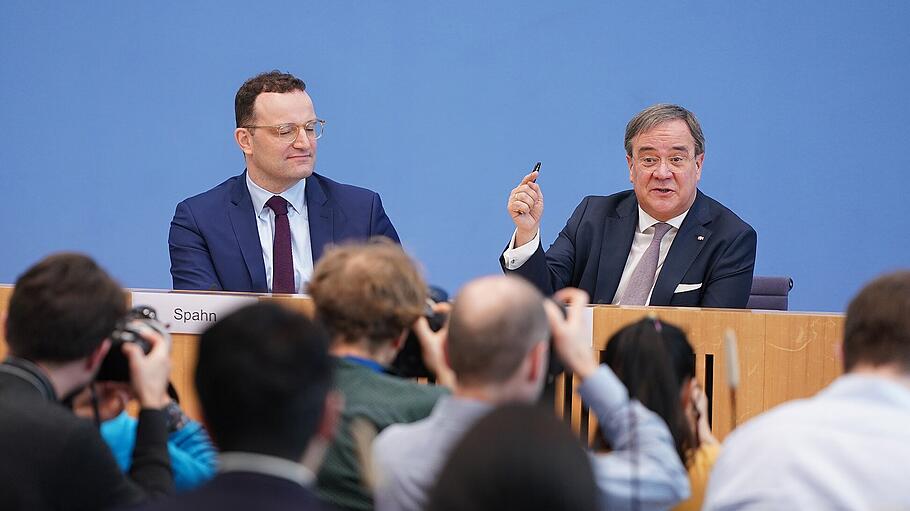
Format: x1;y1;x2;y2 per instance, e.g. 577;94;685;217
602;317;696;463
625;104;704;221
234;70;318;193
195;302;333;461
426;403;597;511
308;239;427;355
843;271;910;374
6;253;125;365
446;276;550;402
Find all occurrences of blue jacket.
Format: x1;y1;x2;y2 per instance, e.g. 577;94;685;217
504;190;756;308
102;411;217;491
169;171;399;292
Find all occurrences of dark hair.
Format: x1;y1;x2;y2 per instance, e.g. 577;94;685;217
307;238;426;349
624;103;705;156
601;318;696;464
195;302;332;460
843;270;910;373
6;253;126;363
426;403;597;511
235;70;307;128
445;276;549;386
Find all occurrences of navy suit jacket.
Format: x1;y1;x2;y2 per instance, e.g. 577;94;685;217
504;190;757;308
169;171;399;292
130;471;335;511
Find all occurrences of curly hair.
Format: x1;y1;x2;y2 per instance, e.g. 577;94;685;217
307;239;426;349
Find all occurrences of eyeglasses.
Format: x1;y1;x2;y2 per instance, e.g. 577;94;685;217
636;154;693;173
242;119;326;143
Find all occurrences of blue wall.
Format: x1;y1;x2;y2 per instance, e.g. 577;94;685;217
2;1;909;312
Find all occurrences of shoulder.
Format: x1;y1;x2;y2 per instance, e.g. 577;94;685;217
334;363;446;424
568;190;636;220
310;173;381;200
695;191;755;236
176;173;245;209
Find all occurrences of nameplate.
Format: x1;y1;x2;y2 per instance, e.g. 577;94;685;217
130;291;258;334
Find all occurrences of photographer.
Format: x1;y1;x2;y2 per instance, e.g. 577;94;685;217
372;278;690;511
306;239;451;511
0;253;174;510
71;381;217;491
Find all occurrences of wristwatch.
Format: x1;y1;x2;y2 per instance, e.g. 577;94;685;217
164;401;189;433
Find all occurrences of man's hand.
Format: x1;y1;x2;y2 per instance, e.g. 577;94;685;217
122;325;172;410
507;170;543;246
412;301;456;388
544;288;597;380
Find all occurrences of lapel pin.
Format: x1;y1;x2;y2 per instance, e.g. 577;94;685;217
697;235;705;241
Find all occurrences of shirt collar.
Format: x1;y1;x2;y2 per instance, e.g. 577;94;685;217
825;374;910;408
636;206;689;233
246;172;307;216
432;395;493;422
218;451;316;487
341;356;386;373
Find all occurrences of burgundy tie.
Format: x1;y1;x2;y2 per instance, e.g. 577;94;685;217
266;196;295;294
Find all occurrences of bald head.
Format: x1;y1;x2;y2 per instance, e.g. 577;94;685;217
446;276;550;386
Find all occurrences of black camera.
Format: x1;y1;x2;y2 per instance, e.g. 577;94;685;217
390;287;449;379
95;305;169;383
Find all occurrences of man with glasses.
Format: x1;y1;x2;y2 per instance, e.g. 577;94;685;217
169;70;398;293
502;103;756;307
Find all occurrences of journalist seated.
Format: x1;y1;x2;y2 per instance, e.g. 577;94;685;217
71;381;217;491
0;253;174;510
306;240;452;511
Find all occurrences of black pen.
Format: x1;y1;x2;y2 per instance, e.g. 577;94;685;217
531;161;541;182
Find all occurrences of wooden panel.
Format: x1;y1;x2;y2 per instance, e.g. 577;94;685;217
2;285;845;442
0;286;11;360
590;306;842;441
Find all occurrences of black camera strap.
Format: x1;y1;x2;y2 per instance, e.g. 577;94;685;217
0;356;57;402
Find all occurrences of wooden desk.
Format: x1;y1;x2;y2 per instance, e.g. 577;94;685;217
557;305;843;442
1;286;844;440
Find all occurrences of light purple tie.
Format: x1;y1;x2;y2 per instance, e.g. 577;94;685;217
266;195;295;294
620;222;672;306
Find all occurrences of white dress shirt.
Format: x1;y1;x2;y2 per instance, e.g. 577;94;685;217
503;206;688;304
373;366;690;511
703;374;910;511
246;174;314;293
219;451;316;487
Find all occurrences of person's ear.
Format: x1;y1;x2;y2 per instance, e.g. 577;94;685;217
526;341;549;383
234;128;254;156
86;339;112;372
680;377;697;409
627;153;635;183
317;390;344;442
391;330;408;351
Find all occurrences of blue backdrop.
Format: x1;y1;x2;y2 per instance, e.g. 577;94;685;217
2;1;909;312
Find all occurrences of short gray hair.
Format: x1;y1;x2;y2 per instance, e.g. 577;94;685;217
624;104;705;156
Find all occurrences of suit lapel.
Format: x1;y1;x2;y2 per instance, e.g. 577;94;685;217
306;174;334;263
593;194;638;304
229;172;268;292
651;191;712;305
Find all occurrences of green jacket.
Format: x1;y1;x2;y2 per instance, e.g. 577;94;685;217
316;357;448;511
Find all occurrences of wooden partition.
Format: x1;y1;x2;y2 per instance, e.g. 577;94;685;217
0;285;312;421
1;286;844;440
555;305;844;442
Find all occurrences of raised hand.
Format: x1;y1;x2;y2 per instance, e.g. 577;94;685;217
507;170;543;246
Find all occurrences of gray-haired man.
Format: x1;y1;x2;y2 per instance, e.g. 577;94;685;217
502;103;757;308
